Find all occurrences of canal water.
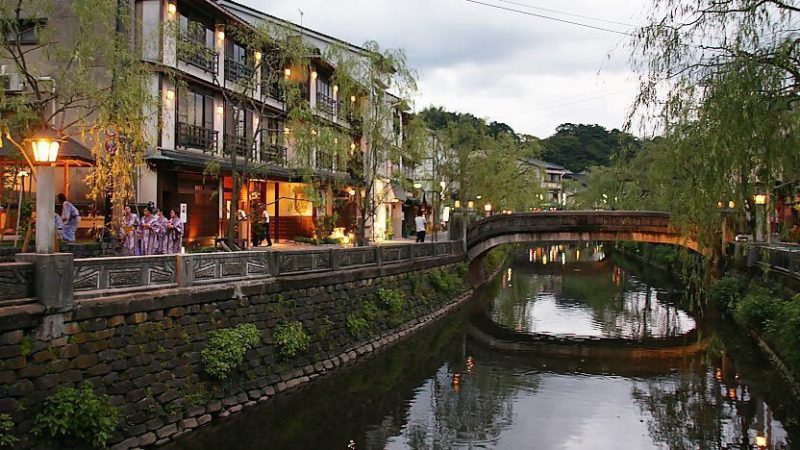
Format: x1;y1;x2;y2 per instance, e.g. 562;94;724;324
166;245;800;450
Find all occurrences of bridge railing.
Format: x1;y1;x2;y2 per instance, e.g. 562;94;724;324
465;211;674;248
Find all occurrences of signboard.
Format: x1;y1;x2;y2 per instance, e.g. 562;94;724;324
180;203;187;224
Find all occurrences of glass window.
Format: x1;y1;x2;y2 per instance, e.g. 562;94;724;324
317;74;331;97
179;14;213;47
178;89;213;129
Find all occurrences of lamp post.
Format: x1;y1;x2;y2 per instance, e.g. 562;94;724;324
484;202;492;217
31;135;60;253
13;170;29;248
754;193;768;242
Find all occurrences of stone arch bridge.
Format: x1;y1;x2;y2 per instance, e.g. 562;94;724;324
462;211;696;262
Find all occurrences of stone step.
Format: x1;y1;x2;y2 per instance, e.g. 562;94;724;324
0;297;37;308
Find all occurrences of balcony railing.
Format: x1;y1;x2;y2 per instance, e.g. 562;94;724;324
223;134;251;158
177;122;217;152
261;79;285;102
260;144;287;167
225;58;255;83
316;150;335;171
177;38;218;73
316;92;339;117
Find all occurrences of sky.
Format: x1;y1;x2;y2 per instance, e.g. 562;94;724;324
238;0;647;138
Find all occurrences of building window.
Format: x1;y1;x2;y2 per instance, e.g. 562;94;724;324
224;105;253;157
549;173;560;183
177;88;216;151
178;14;216;72
3;19;44;45
225;41;254;82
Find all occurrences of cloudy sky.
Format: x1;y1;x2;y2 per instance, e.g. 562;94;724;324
240;0;647;138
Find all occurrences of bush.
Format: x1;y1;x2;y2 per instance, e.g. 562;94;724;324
201;324;261;380
733;287;782;331
33;382;118;448
708;277;748;310
377;288;405;313
273;321;310;358
428;269;464;297
0;414;18;448
346;313;369;337
650;245;677;266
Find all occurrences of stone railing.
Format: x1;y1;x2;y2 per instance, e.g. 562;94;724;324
0;262;34;304
747;244;800;279
68;241;463;299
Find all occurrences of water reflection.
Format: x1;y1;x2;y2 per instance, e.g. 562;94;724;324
165;246;799;450
493;245;695;339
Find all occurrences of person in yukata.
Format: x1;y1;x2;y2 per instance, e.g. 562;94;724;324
164;208;184;254
139;207;161;256
58;193;80;242
54;205;64;241
154;208;168;254
122;205;139;256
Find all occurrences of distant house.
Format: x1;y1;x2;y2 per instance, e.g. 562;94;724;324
524;159;573;209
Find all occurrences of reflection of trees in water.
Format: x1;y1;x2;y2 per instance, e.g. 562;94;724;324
489;254;694;338
632;367;791;450
399;346;540;449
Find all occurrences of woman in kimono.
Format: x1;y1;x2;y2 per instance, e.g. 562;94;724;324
154;209;168;254
139;207;161;255
122;205;139;256
58;193;80;242
164;208;184;254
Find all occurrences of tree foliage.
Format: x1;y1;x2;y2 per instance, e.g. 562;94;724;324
541;123;641;173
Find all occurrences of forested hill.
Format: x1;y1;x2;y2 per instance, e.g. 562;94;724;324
540;123;642;173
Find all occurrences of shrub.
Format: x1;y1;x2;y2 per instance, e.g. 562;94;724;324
708;277;748;310
360;301;379;322
650;245;677;266
346;313;369;337
429;269;464;296
0;414;18;448
733;287;782;331
32;382;118;448
201;323;261;380
273;321;310;358
377;288;405;313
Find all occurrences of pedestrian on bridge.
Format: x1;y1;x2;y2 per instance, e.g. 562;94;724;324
415;210;427;243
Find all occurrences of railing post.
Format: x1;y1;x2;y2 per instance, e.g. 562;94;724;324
176;254;190;288
375;246;383;266
330;248;341;271
15;253;74;313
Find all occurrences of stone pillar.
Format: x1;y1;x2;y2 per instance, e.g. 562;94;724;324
36;166;56;254
15;252;74;312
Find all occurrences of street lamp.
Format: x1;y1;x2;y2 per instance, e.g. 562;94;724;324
467;200;474;209
454;200;461;209
484;203;492;216
413;182;422;189
31;132;61;253
754;193;768;242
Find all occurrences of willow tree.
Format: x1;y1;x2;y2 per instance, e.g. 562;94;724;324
1;0;154;227
629;0;800;254
313;40;419;246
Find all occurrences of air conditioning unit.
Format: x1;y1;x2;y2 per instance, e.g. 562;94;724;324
0;66;26;92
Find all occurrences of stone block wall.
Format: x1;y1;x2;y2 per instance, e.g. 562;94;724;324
0;254;469;449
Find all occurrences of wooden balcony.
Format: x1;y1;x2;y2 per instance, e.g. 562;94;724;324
176;122;217;152
177;38;218;73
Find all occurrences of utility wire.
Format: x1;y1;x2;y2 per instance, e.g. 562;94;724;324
464;0;633;36
493;0;637;28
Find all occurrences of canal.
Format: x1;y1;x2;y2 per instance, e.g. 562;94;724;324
166;245;800;449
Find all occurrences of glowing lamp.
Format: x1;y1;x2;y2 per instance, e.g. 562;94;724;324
167;2;177;15
754;194;767;205
484;203;492;212
311;70;318;80
476;195;482;200
728;200;735;209
284;68;292;78
216;30;225;41
717;201;723;209
439;180;446;190
31;138;60;163
467;201;474;209
333;85;339;94
755;435;767;447
254;51;262;62
350;95;356;103
454;200;461;208
348;188;356;196
413;182;422;189
165;89;175;100
216;105;224;116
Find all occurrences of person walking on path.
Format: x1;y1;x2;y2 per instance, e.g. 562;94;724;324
58;193;80;242
415;210;427;243
164;208;184;254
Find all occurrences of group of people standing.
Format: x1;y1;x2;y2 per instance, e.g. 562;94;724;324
121;204;184;256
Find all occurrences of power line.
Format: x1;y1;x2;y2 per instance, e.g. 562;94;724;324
493;0;637;28
464;0;633;36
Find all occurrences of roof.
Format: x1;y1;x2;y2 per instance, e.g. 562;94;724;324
525;158;570;172
217;0;373;57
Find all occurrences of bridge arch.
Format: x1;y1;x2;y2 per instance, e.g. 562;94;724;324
465;211;697;263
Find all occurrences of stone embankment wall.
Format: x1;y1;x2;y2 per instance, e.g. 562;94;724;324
0;254;470;449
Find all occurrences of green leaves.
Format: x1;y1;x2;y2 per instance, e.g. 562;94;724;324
201;323;261;380
32;382;118;448
273;321;310;359
0;414;18;448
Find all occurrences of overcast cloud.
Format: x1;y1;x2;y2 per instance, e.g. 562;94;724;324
238;0;646;138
